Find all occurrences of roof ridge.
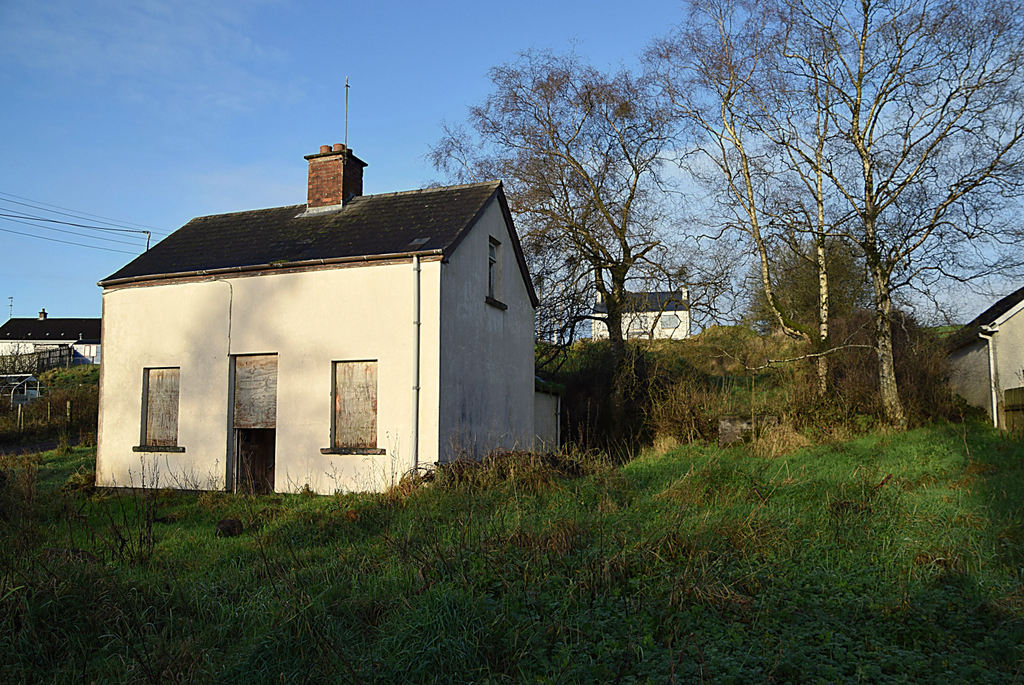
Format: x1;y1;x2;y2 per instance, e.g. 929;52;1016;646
188;182;501;222
353;180;501;201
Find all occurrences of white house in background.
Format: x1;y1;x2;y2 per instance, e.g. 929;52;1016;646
591;290;691;340
96;143;541;494
0;310;102;365
948;284;1024;429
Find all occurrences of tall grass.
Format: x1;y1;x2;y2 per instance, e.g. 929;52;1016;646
2;423;1022;681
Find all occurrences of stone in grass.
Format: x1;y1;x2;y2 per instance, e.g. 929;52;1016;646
216;518;243;537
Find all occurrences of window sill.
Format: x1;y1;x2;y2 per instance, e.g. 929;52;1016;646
133;445;185;453
320;447;386;455
485;296;508;311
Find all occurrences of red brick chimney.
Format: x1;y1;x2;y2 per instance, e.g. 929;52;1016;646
304;143;368;208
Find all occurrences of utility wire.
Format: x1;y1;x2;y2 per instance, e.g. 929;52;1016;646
0;226;137;254
0;215;144;247
0;212;151;237
0;191;171;235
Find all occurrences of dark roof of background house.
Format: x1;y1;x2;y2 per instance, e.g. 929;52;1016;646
100;181;537;305
593;290;689;314
948;284;1024;351
0;318;101;343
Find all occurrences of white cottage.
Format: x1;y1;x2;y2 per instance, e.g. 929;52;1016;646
96;144;539;493
948;285;1024;430
591;290;690;340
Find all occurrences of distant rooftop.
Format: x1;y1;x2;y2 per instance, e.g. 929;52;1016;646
594;290;689;314
0;317;100;343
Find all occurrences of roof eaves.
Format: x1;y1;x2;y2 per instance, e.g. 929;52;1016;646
98;248;445;288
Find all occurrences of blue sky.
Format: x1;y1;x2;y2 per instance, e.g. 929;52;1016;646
0;0;681;318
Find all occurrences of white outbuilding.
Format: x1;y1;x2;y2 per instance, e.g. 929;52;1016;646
591;290;691;340
96;144;540;493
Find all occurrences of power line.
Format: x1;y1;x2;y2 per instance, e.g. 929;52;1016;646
0;215;144;247
0;226;138;254
0;212;151;237
0;191;171;236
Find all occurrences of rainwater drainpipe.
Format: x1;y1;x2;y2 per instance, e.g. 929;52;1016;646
411;255;421;472
979;325;999;428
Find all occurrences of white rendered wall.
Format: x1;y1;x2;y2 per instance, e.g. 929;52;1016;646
97;260;441;494
591;309;690;340
438;200;536;461
995;311;1024;395
949;339;992;417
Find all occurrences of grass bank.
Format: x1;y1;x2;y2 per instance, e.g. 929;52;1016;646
2;422;1022;682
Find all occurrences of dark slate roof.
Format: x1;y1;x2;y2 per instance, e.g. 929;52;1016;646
0;318;101;343
594;291;689;314
948;284;1024;351
99;181;537;307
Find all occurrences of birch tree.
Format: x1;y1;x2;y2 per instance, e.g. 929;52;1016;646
655;0;1024;424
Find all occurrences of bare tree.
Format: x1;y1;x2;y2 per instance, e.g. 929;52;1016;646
655;0;1024;424
650;0;845;395
431;50;682;430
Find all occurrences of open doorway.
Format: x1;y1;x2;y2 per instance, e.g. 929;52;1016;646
230;354;277;494
236;428;275;494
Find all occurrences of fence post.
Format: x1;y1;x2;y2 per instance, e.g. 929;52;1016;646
66;399;72;426
47;401;51;423
17;404;23;433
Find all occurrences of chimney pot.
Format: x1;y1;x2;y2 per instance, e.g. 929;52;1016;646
304;143;367;208
38;308;47;320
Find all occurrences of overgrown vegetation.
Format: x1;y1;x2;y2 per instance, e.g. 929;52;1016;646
549;320;962;454
2;422;1022;681
0;365;98;445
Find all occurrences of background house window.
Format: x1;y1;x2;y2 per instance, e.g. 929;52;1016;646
661;314;680;329
333;361;378;449
142;367;179;447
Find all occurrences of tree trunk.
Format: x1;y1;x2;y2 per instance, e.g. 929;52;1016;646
603;296;629;441
815;234;829;396
869;261;907;429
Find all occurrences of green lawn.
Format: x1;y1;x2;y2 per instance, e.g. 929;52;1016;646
2;423;1023;682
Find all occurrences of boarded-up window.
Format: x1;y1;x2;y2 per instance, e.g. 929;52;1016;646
333;361;377;448
143;368;179;447
233;355;278;429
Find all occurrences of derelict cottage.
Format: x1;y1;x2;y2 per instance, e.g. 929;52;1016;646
96;144;541;494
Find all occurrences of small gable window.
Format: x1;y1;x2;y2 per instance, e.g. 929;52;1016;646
488;238;499;299
486;237;507;310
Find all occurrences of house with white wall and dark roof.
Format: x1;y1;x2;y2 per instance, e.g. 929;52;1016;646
948;284;1024;430
591;290;691;341
0;309;102;366
96;143;545;494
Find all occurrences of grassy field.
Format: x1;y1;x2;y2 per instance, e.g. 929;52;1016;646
2;422;1023;682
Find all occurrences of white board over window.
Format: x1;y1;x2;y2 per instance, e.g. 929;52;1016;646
234;355;278;429
333;361;378;448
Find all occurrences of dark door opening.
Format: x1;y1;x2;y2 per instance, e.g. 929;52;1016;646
236;428;275;494
230;354;278;494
